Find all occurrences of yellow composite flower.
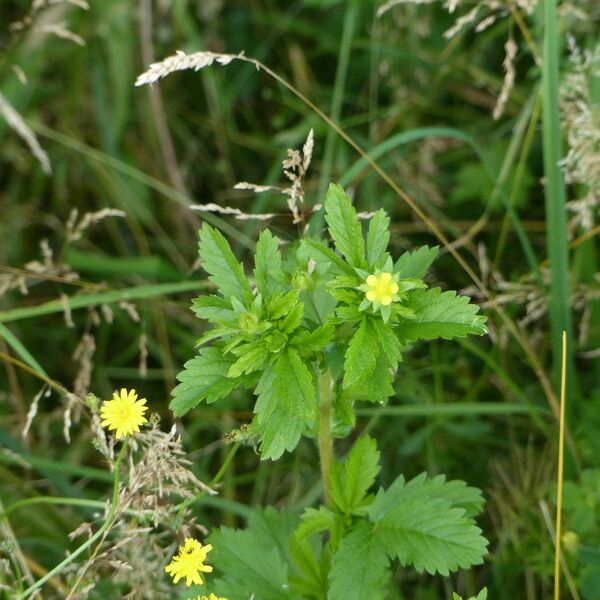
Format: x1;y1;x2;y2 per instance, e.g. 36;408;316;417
196;594;228;600
99;388;148;439
165;538;214;587
365;272;399;306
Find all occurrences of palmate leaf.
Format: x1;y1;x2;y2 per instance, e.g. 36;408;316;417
254;348;316;460
397;288;487;343
209;507;297;600
331;435;380;514
324;183;366;268
328;523;389;600
170;347;239;416
199;223;252;303
368;473;488;575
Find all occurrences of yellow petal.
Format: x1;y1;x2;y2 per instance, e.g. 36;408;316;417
380;272;392;282
366;274;377;286
381;296;392;306
366;290;377;301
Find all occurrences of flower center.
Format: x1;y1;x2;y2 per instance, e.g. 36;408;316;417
365;272;399;306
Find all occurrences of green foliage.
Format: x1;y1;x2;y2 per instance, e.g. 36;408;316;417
324;183;366;268
253;348;316;460
173;183;488;596
199;224;252;303
331;435;380;514
209;508;298;599
174;184;487;462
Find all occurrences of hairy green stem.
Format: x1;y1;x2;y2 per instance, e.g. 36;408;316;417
318;369;334;508
19;441;128;599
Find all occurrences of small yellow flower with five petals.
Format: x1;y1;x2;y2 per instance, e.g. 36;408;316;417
365;272;399;306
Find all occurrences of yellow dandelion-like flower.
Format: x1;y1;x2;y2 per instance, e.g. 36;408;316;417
196;594;228;600
165;538;214;587
365;272;399;306
100;388;148;439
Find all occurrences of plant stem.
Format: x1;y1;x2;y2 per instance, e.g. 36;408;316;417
318;369;334;508
19;441;128;599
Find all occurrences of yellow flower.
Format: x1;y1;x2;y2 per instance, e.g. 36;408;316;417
165;538;214;587
365;272;399;306
196;594;227;600
100;388;148;439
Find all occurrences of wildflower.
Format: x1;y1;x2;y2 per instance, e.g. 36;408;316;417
196;594;227;600
364;272;399;306
165;538;213;587
100;388;148;439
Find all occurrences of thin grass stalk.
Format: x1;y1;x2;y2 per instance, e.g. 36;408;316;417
554;331;567;600
541;0;575;389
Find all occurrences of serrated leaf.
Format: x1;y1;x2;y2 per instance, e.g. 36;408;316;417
324;183;365;268
267;290;300;320
291;324;334;355
254;229;284;296
199;224;251;302
342;347;395;404
343;318;378;389
331;435;380;514
368;473;488;575
372;318;402;365
296;506;337;539
280;302;304;333
366;209;390;266
289;536;328;599
191;295;235;322
302;238;355;277
329;523;389;600
254;349;316;460
170;347;238;416
227;342;269;378
208;507;297;599
394;245;439;279
398;288;487;343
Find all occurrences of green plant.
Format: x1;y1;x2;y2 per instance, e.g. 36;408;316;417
172;183;489;597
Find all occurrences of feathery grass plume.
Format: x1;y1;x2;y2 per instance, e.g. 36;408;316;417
126;423;217;526
135;50;244;86
560;38;600;233
65;207;126;241
494;36;518;120
234;129;315;224
378;0;537;117
0;91;51;174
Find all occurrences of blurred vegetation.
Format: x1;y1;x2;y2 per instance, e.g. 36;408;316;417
1;0;600;598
